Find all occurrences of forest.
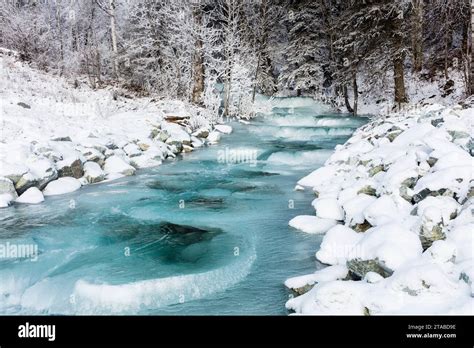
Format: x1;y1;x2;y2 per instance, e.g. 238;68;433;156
1;0;472;119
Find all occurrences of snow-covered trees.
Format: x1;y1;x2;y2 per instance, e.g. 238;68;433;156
1;0;472;118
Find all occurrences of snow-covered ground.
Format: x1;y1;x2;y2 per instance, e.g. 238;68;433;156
0;49;230;207
287;100;473;314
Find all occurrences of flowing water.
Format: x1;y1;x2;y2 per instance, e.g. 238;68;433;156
0;98;367;315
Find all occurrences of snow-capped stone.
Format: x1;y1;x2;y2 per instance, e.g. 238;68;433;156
206;131;221;145
284;265;348;295
83;161;105;184
15;157;58;194
297;166;338;188
364;271;384;283
342;194;377;226
363;194;412;226
0;162;28;184
161;122;191;144
416;196;460;224
316;225;363;265
192;128;210;138
190;136;203;148
0;176;18;198
294;184;305;191
56;157;84;179
350;223;423;271
103;155;136;176
80;147;105;163
289;215;338;234
0;177;18;207
214;124;233;134
15;187;44;204
123;143;142;157
43;177;81;196
312;197;344;221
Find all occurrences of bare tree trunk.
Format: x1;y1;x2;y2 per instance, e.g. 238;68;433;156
343;85;354;114
352;72;358;115
471;0;474;94
394;54;408;104
56;1;64;76
191;7;205;105
252;53;261;103
412;0;423;72
108;0;119;78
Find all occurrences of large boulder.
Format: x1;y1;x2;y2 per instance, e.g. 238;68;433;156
206;131;221;145
83;161;105;184
103;155;136;176
0;177;18;207
346;258;393;279
15;158;58;194
289;215;338;234
80;147;105;164
57;157;84;179
0;162;28;184
161;122;191;145
43;177;82;196
419;206;446;250
214;124;233;134
0;176;18;198
16;187;44;204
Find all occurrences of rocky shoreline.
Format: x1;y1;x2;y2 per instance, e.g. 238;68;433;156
0;119;231;207
286;100;473;314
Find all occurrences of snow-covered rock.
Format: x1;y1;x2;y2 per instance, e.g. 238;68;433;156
206;131;221;145
161;122;191;144
103;156;136;177
83;162;105;184
289;215;338;234
43;177;82;196
316;225;363;265
285;265;348;295
15;187;44;204
214;124;233;134
312;197;344;221
15;157;58;194
0;177;18;207
123;143;142;157
56;157;84;179
288;102;473;315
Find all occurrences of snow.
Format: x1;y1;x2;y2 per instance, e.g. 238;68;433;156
364;194;412;226
288;215;338;234
287;101;474;315
214;124;233;134
342;194;377;226
206;131;221;145
316;225;364;265
284;265;348;290
103;156;136;177
351;223;423;270
312;197;344;221
15;187;44;204
83;162;105;184
43;177;82;196
0;52;233;207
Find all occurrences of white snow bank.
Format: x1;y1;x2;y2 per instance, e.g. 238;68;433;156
288;101;474;315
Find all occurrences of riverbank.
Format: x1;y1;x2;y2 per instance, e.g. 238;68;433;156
0;49;230;207
286;99;474;314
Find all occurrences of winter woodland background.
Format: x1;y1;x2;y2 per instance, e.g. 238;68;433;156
0;0;473;119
